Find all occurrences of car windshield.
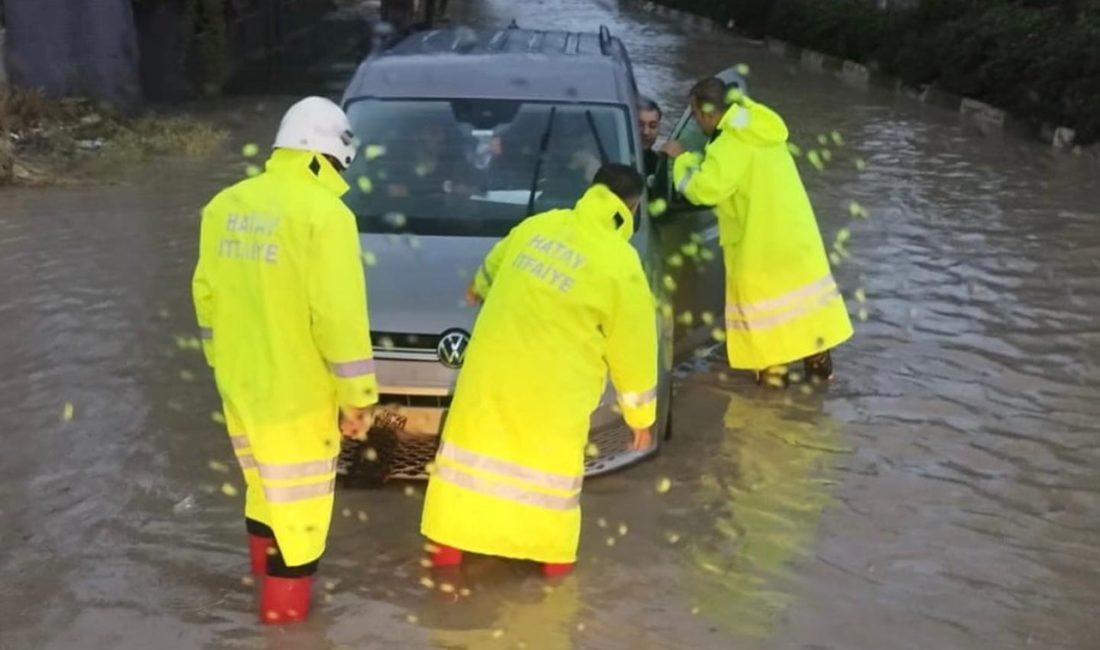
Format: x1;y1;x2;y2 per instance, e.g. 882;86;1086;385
343;98;635;237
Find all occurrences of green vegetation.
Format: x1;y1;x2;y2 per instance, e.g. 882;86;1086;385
658;0;1100;144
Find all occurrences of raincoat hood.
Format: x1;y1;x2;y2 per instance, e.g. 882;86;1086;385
265;148;351;198
721;98;789;146
573;183;636;240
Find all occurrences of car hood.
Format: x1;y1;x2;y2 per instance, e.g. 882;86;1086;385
361;233;495;337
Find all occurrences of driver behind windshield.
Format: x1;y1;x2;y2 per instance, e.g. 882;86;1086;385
372;122;483;198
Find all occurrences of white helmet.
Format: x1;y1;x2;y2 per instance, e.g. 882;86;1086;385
273;96;358;169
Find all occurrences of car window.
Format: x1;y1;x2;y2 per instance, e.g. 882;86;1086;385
343;98;635;237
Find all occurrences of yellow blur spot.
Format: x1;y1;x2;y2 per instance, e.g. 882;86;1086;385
725;87;745;104
817;134;828;146
666;532;681;544
586;443;600;458
211;411;226;424
831;130;845;146
357;511;369;523
62;402;74;421
406;614;419;624
325;581;337;591
361;251;378;267
735;63;751;76
241;576;255;587
699;247;715;262
404;485;417;497
836;228;851;244
208;460;230;473
822;149;833;162
691;606;701;616
859;308;870;322
700;311;715;326
659;302;674;320
649;198;668;217
420;577;435;589
855;288;867;303
365;447;379;462
440;583;456;594
663;274;678;292
242;143;260;158
681;242;700;258
829;252;842;265
342;508;352;517
712;327;727;342
245;165;261;177
849;201;867;218
460;588;472;597
221;483;238;497
597;517;608;528
701;102;716;115
179;370;195;382
807;151;824;171
657;477;672;494
606;537;616;547
366;145;387;160
420;558;432;568
618;524;629;536
492;630;505;639
787;143;802;157
678;311;694;326
357;176;373;193
855;158;867;171
667;253;684;268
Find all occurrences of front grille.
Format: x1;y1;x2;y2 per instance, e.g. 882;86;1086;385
371;331;441;351
377;393;453;408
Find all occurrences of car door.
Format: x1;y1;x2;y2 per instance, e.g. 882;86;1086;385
651;67;747;361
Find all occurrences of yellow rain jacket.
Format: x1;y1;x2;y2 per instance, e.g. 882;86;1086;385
421;184;658;564
192;148;378;567
673;98;853;370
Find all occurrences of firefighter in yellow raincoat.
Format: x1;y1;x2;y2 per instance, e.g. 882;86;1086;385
192;96;378;624
662;78;853;386
421;164;657;577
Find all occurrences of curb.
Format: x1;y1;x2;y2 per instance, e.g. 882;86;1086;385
764;38;1077;151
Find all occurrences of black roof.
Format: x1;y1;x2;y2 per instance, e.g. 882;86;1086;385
342;25;638;105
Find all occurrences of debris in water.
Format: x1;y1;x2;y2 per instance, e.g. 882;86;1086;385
657;477;672;494
221;483;238;497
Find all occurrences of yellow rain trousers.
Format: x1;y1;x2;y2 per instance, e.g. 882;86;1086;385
673;99;853;370
192;148;378;567
421;184;658;564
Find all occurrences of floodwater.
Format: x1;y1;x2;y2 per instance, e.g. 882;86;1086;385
2;0;1099;648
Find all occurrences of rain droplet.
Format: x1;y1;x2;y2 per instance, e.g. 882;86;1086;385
836;228;851;244
821;149;833;162
618;524;629;536
855;158;867;171
663;275;678;292
357;511;369;523
700;311;715;326
859;308;869;321
460;588;472;597
420;577;435;589
241;576;255;586
666;532;681;544
597;518;608;528
829;252;842;265
211;411;226;424
342;508;352;517
158;309;170;319
439;583;456;594
62;402;74;421
245;165;261;177
419;558;432;568
848;202;867;218
701;102;716;115
678;311;694;326
712;328;727;342
208;460;229;473
404;485;417;497
831;130;845;146
648;198;668;217
681;242;700;258
577;623;587;632
492;629;505;639
361;251;378;267
242;143;259;157
406;614;419;624
221;483;238;496
425;461;437;475
787;143;803;157
735;63;750;76
384;212;408;228
179;370;195;382
324;593;334;604
366;145;387;160
380;337;396;350
855;288;867;303
657;477;672;494
807;150;825;171
659;302;674;320
691;606;701;616
365;447;379;462
817;134;829;146
699;248;715;262
357;176;373;193
325;580;337;591
606;537;616;547
586;443;600;458
725;87;745;104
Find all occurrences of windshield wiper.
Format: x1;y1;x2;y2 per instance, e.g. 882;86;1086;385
584;109;608;163
526;106;557;217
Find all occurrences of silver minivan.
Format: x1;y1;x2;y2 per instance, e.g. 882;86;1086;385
338;23;743;482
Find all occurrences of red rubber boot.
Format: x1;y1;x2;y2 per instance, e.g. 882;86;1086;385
542;562;575;578
260;575;312;624
248;535;274;577
429;542;463;567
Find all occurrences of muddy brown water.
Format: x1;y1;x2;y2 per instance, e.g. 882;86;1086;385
2;0;1099;648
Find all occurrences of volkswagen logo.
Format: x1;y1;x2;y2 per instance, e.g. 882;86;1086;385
436;329;470;369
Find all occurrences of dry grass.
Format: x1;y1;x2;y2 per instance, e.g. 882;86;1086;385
1;86;228;185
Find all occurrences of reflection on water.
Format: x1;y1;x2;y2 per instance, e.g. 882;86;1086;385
1;0;1099;648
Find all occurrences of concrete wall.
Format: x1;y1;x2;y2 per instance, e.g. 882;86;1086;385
3;0;142;110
